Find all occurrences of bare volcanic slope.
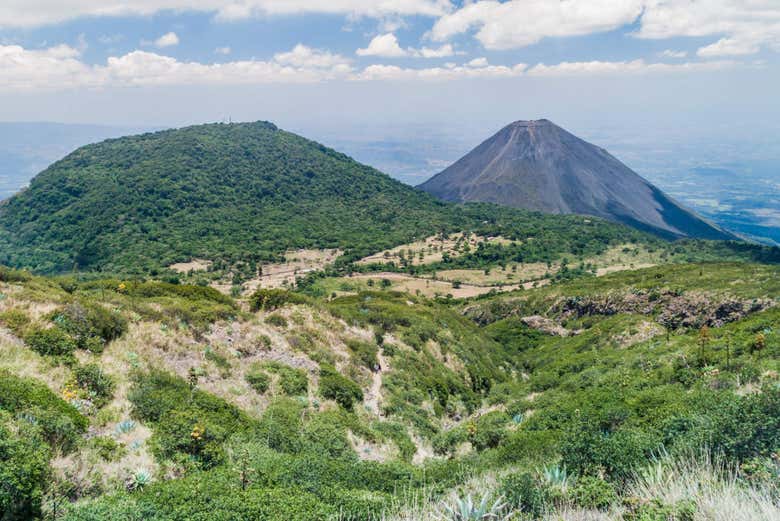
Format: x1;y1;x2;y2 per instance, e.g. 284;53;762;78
418;119;734;240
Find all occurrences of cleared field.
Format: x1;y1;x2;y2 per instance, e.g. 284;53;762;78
168;259;213;273
433;263;551;286
357;232;515;267
211;248;342;294
348;272;526;299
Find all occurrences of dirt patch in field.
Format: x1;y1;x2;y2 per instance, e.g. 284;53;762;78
433;263;550;286
169;259;213;273
243;248;342;292
357;233;515;267
349;272;523;299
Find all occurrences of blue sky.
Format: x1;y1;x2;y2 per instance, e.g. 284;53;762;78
0;1;778;154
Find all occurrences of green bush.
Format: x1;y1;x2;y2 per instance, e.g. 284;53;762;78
249;289;306;312
470;411;509;451
88;436;126;462
0;308;31;337
432;427;468;457
570;475;617;510
703;386;780;460
263;362;308;396
53;302;127;352
24;326;77;357
622;498;696;521
257;399;304;453
0;371;87;451
499;471;551;517
246;370;271;394
128;370;257;467
319;365;363;410
266;314;288;328
73;364;116;408
0;412;52;521
346;339;379;370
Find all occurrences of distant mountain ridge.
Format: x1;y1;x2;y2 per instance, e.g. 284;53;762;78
418;119;734;241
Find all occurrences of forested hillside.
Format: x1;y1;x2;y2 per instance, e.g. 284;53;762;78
2;121;774;278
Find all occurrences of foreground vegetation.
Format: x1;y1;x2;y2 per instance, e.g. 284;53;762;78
0;257;778;520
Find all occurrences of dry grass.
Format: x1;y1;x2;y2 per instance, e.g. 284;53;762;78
379;452;780;521
628;452;780;521
237;248;342;294
168;259;212;273
357;233;514;268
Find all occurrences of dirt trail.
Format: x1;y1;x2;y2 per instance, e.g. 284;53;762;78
365;350;388;416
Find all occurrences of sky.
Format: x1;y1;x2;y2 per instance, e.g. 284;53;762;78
0;1;779;165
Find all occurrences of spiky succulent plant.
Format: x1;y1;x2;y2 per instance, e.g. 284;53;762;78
438;493;511;520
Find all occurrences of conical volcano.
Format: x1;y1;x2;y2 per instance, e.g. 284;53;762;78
418;119;733;240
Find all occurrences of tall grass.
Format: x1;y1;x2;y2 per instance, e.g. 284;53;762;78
379;452;780;521
628;451;780;521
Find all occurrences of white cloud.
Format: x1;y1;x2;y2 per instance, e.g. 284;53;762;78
154;32;180;48
697;37;761;58
527;59;738;77
0;1;453;28
633;1;780;57
274;44;351;68
430;0;643;49
357;33;408;57
0;42;741;92
417;44;455;58
357;33;455;58
659;49;687;59
215;46;232;55
357;61;526;80
430;0;780;57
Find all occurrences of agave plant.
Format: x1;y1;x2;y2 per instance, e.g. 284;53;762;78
541;464;571;492
115;419;137;434
126;468;153;491
438;493;511;520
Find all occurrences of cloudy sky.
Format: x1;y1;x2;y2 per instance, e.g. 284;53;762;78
0;0;779;157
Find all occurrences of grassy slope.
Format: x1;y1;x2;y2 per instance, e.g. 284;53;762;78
1;262;778;520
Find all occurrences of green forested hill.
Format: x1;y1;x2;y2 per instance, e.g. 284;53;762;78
0;122;460;273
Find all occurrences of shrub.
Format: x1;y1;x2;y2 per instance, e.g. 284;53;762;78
501;472;550;516
0;371;87;450
0;412;52;521
570;475;617;510
263;362;308;396
128;370;257;467
622;498;696;521
73;364;116;408
319;365;363;410
470;412;509;451
432;427;469;457
0;308;31;337
703;386;780;460
257;398;304;453
318;486;391;521
249;289;306;312
346;339;379;370
246;370;271;394
24;326;77;357
89;436;126;461
53;302;127;352
266;314;288;328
